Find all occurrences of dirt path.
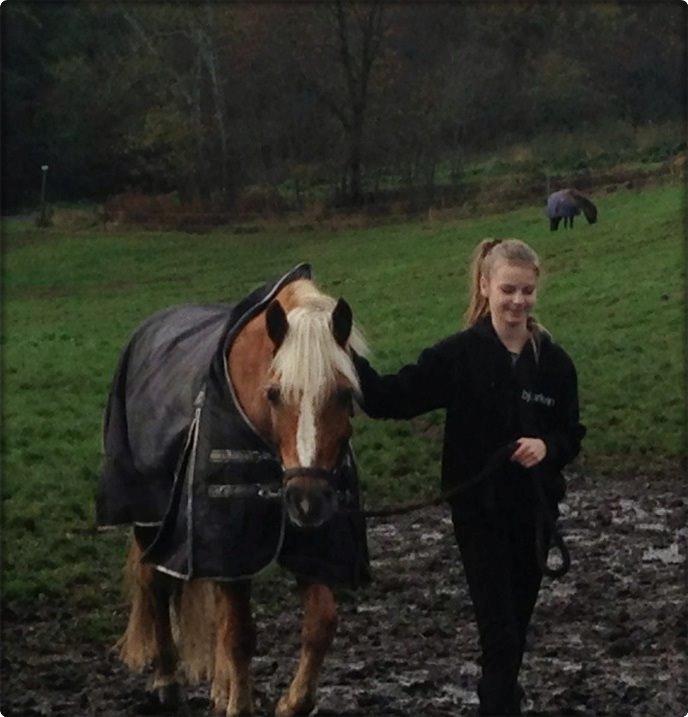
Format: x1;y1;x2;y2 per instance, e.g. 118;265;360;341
3;473;685;716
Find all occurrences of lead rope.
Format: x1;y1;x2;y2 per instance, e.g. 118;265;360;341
349;442;570;579
353;443;517;518
527;331;570;577
533;475;570;578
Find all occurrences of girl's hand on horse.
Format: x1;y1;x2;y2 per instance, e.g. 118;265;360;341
510;438;547;469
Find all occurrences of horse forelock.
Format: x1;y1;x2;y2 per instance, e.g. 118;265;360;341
270;291;366;408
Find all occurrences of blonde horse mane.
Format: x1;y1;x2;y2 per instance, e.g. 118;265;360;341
271;281;368;407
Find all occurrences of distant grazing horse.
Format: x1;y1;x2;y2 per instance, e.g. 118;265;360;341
547;189;597;230
97;264;369;716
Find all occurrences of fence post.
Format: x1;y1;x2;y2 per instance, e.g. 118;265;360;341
38;164;50;227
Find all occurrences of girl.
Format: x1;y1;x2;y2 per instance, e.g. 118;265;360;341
353;238;585;715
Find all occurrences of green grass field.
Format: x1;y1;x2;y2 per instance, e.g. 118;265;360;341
2;181;683;630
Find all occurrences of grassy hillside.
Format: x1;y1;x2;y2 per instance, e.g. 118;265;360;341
2;181;683;621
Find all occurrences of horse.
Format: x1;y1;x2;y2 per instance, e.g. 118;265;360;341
97;264;369;716
546;188;598;230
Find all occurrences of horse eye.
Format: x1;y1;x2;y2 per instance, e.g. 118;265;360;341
336;387;353;407
266;385;281;405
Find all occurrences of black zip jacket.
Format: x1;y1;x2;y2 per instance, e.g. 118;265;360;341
354;316;586;516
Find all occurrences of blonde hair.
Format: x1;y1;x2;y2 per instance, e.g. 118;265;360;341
270;284;367;407
464;238;543;333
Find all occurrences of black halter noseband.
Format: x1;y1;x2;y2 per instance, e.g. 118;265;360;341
282;465;341;482
281;440;350;485
280;460;352;506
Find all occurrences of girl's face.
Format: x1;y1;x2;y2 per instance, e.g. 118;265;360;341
480;259;538;329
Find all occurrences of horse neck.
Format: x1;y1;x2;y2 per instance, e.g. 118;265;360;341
227;312;275;442
577;195;595;216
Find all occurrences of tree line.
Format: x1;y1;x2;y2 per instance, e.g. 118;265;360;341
2;1;684;213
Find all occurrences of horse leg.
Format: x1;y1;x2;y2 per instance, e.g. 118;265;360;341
119;530;186;710
211;617;230;714
275;582;338;717
213;581;256;716
150;571;186;709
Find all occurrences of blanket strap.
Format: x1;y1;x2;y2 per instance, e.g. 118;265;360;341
208;482;283;499
208;482;354;504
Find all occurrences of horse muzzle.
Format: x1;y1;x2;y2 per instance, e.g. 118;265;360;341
282;467;339;528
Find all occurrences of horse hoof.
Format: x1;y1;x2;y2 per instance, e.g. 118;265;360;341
274;695;316;717
158;683;184;707
226;708;255;717
134;685;188;715
225;696;255;717
211;697;227;715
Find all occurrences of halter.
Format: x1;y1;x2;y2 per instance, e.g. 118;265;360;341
280;441;353;504
282;464;342;483
207;437;352;505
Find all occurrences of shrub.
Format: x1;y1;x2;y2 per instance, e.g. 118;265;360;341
51;207;101;230
234;185;288;218
103;192;180;225
302;199;330;223
102;192;235;231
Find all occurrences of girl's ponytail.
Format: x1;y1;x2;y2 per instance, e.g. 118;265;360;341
464;239;502;327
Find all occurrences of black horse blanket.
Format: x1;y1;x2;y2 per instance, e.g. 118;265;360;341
97;264;370;587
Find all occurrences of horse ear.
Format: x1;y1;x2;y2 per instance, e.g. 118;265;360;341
332;298;352;348
265;300;288;349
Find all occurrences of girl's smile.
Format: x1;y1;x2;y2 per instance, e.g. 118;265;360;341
480;260;538;331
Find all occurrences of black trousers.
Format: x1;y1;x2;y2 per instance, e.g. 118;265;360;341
452;502;546;716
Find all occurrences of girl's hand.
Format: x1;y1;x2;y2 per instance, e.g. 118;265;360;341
510;438;547;469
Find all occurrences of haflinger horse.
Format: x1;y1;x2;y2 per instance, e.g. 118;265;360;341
97;264;370;716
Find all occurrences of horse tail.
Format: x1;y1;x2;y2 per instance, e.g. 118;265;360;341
116;538;216;684
174;579;216;684
117;538;157;671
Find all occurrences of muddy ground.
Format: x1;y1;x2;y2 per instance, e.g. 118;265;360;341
2;471;686;717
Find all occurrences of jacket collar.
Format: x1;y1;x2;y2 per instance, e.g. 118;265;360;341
471;314;549;366
472;314;500;342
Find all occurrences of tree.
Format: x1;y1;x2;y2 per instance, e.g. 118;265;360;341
284;2;389;205
2;2;684;211
116;3;240;202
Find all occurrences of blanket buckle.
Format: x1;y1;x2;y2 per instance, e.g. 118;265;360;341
257;485;283;500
